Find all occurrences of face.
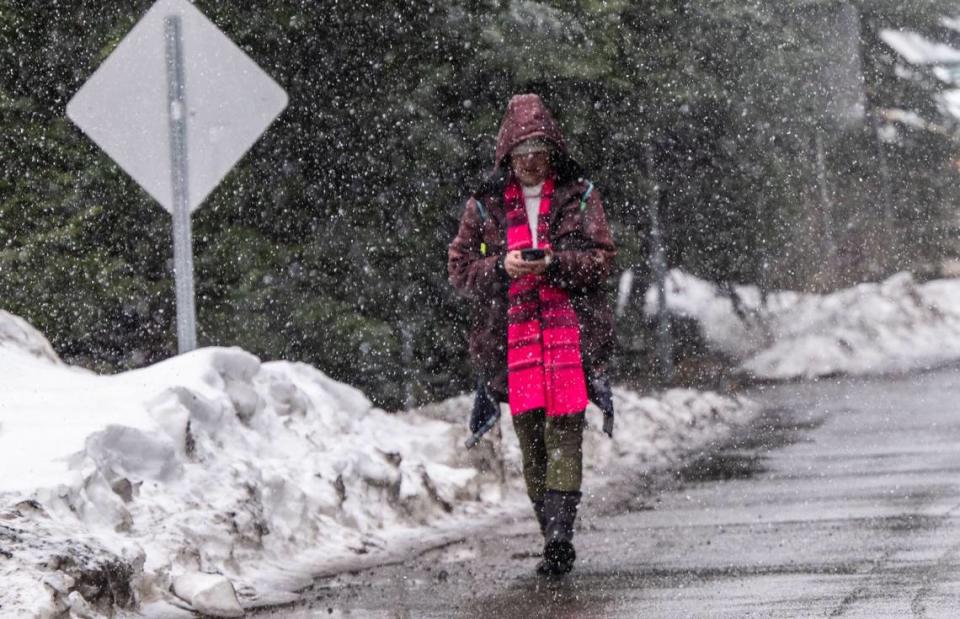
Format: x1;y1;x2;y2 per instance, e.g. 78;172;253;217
510;150;552;187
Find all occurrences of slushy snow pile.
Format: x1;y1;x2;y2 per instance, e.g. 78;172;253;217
646;269;960;379
0;310;756;618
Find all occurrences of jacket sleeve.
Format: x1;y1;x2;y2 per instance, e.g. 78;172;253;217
547;189;616;291
448;198;507;300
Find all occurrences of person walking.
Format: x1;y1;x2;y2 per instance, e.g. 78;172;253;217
448;93;616;576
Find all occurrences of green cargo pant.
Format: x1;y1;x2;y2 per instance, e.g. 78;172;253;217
511;409;585;502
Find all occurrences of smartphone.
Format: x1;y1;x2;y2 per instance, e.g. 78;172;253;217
521;248;546;261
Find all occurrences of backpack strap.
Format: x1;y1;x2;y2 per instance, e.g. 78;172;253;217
473;198;488;256
579;180;594;212
474;198;488;222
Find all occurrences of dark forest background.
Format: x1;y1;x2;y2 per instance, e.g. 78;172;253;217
3;0;960;408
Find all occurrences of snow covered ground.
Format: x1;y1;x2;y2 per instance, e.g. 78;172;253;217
0;310;756;618
646;270;960;380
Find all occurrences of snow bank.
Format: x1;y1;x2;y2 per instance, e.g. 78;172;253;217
646;269;960;380
880;29;960;65
0;312;756;617
0;310;61;364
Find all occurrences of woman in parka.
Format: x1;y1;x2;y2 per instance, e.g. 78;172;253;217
448;94;616;575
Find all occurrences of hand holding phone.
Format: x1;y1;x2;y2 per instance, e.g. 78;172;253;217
505;249;551;278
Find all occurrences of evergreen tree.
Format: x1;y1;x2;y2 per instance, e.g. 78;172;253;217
3;0;959;404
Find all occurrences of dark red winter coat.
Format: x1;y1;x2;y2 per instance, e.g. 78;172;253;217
448;94;616;401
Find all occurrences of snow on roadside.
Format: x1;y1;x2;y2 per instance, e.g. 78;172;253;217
645;269;960;379
0;311;756;618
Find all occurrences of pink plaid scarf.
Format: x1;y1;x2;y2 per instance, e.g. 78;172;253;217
505;177;588;417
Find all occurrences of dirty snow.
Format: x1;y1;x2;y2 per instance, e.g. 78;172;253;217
646;269;960;380
0;311;755;617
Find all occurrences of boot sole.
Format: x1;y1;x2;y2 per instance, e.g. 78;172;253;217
537;540;576;576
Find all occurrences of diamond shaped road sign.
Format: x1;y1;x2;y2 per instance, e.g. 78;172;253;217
67;0;287;354
66;0;288;213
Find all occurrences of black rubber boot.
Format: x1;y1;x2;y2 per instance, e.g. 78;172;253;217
536;490;581;576
532;500;548;538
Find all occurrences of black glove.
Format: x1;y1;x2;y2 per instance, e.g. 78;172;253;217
465;377;501;448
587;374;615;438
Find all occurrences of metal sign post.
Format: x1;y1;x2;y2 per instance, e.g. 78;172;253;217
164;16;197;352
67;0;287;355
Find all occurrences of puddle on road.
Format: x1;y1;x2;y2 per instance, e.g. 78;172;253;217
730;406;827;451
458;576;606;619
869;512;947;534
679;405;827;483
677;451;767;482
596;405;827;516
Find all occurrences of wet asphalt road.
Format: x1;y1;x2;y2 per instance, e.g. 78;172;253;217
256;367;960;618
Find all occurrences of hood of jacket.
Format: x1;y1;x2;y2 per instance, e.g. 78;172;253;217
493;94;569;171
